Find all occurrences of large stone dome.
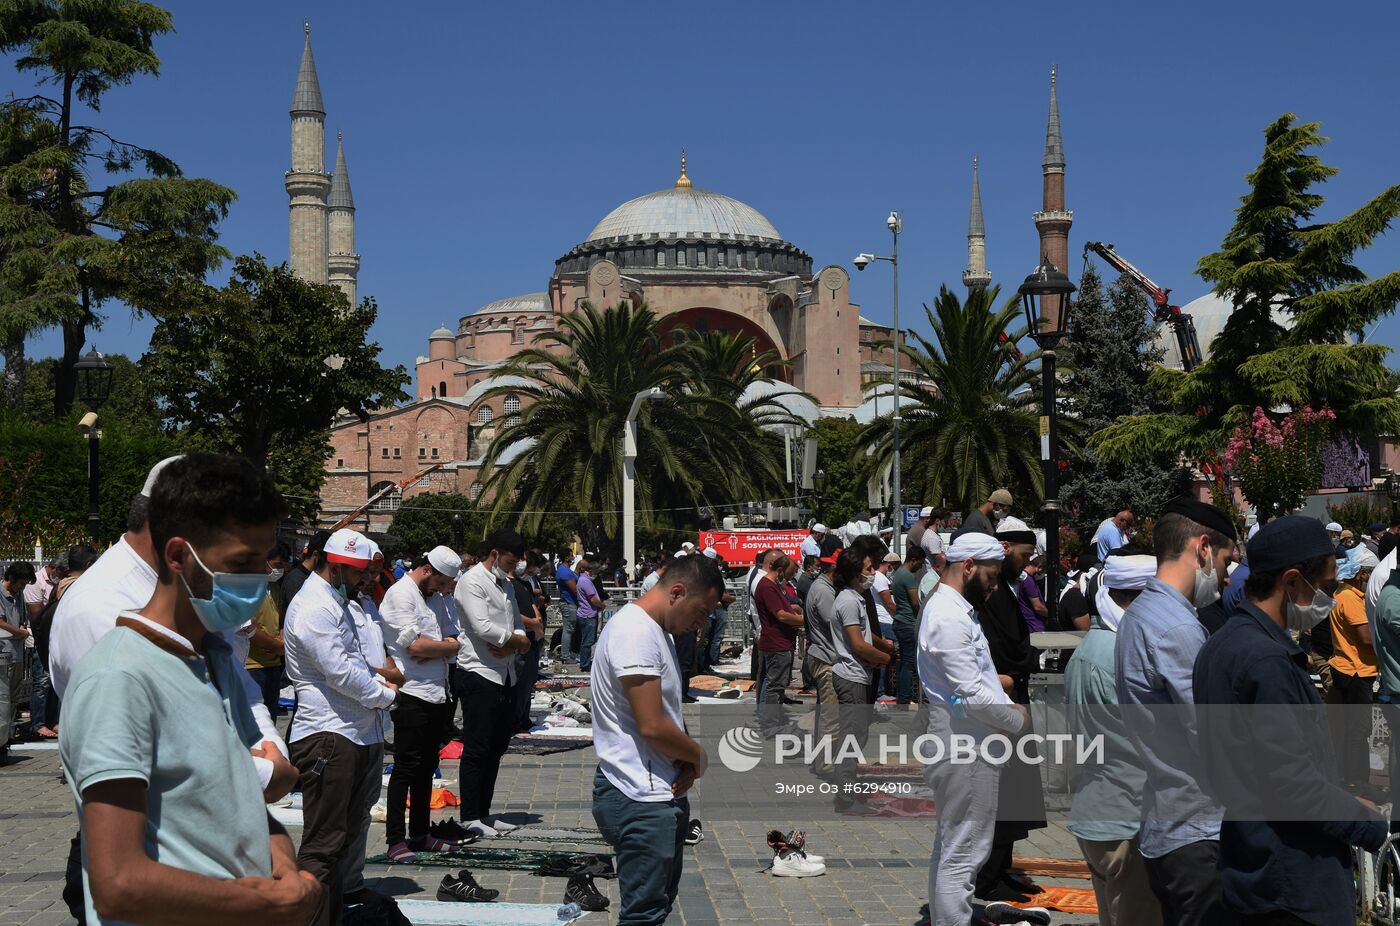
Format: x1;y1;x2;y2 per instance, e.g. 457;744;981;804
584;186;783;243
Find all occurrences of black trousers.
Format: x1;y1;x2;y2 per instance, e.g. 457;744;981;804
674;629;697;693
1143;840;1232;926
455;670;516;822
387;693;448;846
1238;912;1309;925
64;831;86;925
290;731;382;926
514;639;543;732
1326;668;1374;791
975;839;1015;896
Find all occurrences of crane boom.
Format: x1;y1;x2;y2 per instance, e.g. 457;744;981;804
329;461;446;531
1082;241;1203;371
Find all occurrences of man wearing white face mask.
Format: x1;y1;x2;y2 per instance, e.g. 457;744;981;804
1115;496;1236;926
1195;516;1386;925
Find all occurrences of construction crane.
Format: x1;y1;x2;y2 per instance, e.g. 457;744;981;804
1082;241;1204;371
329;462;446;532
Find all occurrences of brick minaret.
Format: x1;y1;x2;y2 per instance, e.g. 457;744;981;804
286;22;329;284
963;156;992;294
1033;66;1072;329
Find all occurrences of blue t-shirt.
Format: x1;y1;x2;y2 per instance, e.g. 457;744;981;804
556;564;579;605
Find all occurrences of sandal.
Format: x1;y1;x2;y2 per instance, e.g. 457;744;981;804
36;727;58;739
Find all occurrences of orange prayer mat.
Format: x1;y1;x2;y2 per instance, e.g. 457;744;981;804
689;675;756;691
407;787;459;809
1005;885;1098;915
1011;856;1093;879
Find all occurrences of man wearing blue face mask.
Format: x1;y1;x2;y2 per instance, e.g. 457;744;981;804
59;453;323;926
284;527;399;924
1194;516;1387;925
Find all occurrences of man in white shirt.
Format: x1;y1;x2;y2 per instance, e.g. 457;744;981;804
800;524;826;560
284;528;398;923
453;528;532;837
378;546;461;859
48;457;295;924
920;509;949;573
591;554;723;925
919;533;1029;926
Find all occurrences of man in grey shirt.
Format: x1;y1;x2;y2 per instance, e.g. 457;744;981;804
962;489;1012;536
1115;497;1237;926
802;555;841;777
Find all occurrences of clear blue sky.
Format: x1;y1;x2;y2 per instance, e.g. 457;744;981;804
13;0;1400;370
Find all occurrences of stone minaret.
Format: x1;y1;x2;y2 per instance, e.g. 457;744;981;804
963;156;992;294
1033;66;1072;328
328;131;359;306
286;22;329;284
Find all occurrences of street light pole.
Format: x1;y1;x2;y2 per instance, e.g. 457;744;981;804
74;349;114;544
1019;262;1077;632
623;387;665;581
854;209;904;556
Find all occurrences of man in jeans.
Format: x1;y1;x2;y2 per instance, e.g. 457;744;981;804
575;556;606;673
378;546;462;860
0;562;34;761
455;529;533;836
284;528;398;923
591;554;723;925
754;553;803;737
555;551;581;664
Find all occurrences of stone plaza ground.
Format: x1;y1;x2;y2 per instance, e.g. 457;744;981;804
0;705;1102;926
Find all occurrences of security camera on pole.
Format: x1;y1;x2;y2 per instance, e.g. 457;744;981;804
853;211;903;555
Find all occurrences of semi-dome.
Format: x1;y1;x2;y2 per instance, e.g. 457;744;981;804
468;292;549;317
429;326;454;339
585;186;783;243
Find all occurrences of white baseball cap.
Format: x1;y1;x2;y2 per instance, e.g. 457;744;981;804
324;528;373;568
141;455;186;497
426;545;462;578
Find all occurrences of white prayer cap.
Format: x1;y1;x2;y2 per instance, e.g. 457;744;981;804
1102;554;1156;591
812;523;827;533
426;545;462;578
1353;547;1380;571
946;533;1005;563
673;550;689;558
141;455;186;497
702;547;719;560
681;541;696;551
995;516;1037;545
1325;521;1343;533
920;506;934;518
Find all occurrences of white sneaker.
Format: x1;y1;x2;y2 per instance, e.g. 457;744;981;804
771;850;825;877
796;848;825;865
483;817;518;833
463;819;499;837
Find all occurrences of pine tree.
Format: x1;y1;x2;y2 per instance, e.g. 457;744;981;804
1060;265;1187;536
1093;114;1400;464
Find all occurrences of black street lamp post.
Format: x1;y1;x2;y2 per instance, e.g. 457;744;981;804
1018;262;1076;631
74;349;115;543
812;469;829;525
1386;471;1400;520
452;512;464;552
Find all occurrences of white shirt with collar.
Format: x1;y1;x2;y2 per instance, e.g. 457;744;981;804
454;562;525;686
379;574;450;704
284;571;395;746
917;582;1023;741
799;534;822;558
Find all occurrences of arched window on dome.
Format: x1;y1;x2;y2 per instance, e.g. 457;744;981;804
716;248;726;267
513;325;525;344
470;483;483;502
656;248;666;268
503;394;521;415
696;246;706;267
476;405;494;425
675;246;686;267
735;252;745;269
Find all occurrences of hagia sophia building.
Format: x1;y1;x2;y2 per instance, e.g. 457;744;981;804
291;27;1065;531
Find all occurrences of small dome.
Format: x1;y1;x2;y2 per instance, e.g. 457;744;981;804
585;186;783;243
429;326;454;339
469;292;549;317
1157;293;1292;369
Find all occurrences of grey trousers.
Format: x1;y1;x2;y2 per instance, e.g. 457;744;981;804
927;757;1001;926
831;673;871;788
755;650;794;736
0;651;20;748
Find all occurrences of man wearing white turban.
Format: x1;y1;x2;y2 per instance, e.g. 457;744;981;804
1065;554;1162;926
919;533;1029;926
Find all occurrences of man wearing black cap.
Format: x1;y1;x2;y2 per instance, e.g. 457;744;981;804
1115;496;1236;926
1194;516;1386;925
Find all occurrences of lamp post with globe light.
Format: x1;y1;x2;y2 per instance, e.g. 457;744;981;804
1018;261;1076;630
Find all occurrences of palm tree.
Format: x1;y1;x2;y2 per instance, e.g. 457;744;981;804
476;302;799;540
859;285;1046;512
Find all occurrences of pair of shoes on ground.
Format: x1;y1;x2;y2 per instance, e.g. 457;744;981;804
563;873;609;911
436;869;499;903
766;828;825;877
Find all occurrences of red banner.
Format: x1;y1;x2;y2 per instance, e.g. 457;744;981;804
697;529;810;566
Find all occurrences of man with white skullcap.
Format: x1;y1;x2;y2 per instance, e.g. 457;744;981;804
919;533;1031;926
377;545;462;861
800;523;826;559
1065;553;1162;926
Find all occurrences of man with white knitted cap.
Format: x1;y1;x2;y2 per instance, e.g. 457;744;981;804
284;527;398;922
919;532;1029;926
1065;552;1162;926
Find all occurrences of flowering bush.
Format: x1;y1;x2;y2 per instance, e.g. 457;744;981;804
1224;406;1336;515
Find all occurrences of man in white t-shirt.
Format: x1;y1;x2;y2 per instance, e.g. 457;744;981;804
920;508;949;572
591;554;724;925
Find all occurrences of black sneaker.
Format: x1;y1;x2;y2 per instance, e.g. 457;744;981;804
685;819;704;846
436;870;498;903
430;817;478;847
563;873;609;911
985;901;1049;925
